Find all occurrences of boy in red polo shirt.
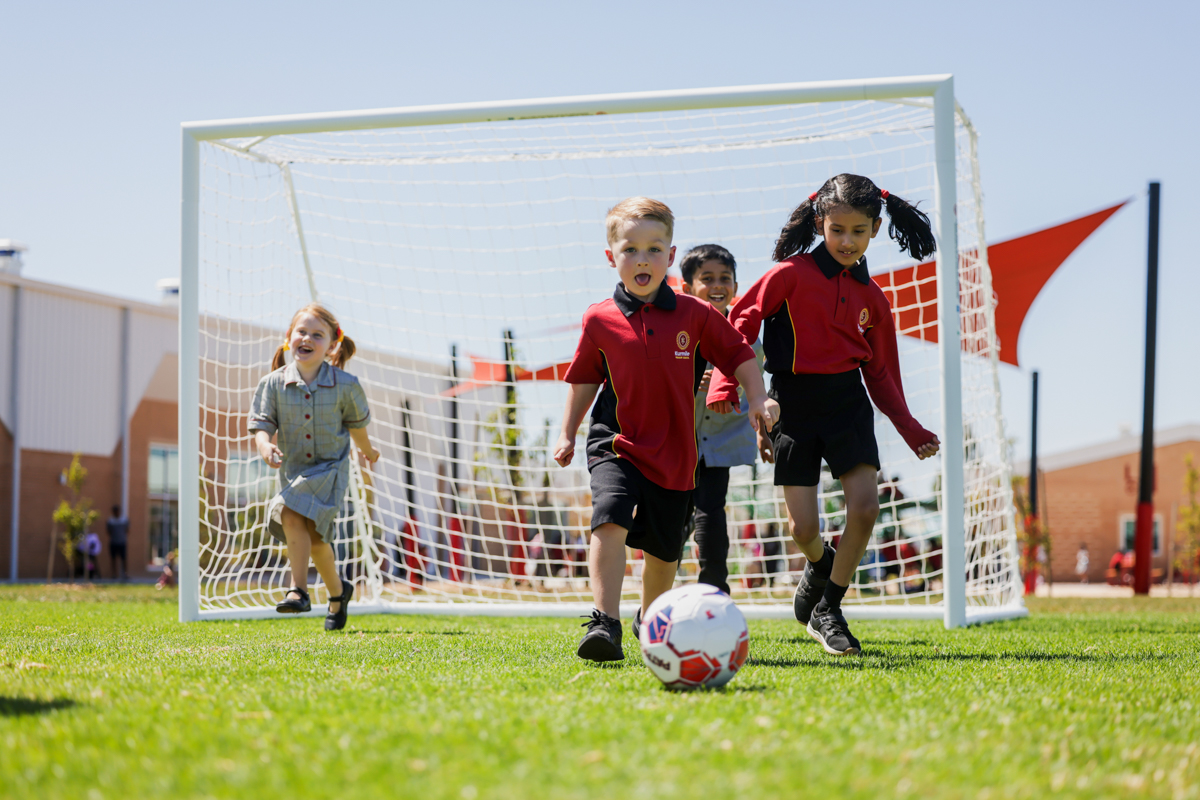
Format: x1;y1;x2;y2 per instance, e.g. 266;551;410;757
553;197;779;663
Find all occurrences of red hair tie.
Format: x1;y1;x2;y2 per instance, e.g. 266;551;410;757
808;191;819;201
335;326;343;342
880;189;890;200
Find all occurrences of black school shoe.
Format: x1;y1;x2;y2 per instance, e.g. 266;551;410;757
578;610;624;662
806;603;862;656
276;587;311;614
631;608;642;642
793;544;836;625
324;580;354;631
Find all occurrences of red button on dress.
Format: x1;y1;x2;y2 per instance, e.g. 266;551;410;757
306;434;311;439
305;394;310;400
306;453;312;458
305;414;310;419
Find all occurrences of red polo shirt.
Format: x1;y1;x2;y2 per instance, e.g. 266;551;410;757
564;281;756;491
707;244;934;454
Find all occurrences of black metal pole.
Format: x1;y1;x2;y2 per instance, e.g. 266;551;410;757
449;344;459;485
1134;182;1161;594
1025;370;1039;595
1029;370;1039;521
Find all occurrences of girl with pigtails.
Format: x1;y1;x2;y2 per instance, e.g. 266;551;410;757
249;303;381;631
706;174;941;656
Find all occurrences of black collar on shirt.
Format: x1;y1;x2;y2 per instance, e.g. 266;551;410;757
812;242;870;285
612;279;678;317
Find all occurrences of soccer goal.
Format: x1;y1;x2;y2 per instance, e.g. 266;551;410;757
179;74;1026;628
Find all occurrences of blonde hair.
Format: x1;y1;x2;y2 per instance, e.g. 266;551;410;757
271;303;357;371
605;196;674;244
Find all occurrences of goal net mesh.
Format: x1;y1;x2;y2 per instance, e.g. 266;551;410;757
193;97;1020;616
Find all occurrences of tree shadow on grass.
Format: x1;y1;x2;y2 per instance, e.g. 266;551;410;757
0;697;78;717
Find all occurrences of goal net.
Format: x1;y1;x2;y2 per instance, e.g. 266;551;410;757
181;77;1024;624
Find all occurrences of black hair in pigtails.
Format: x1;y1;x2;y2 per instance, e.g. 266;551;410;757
771;185;825;262
883;193;937;260
773;173;937;263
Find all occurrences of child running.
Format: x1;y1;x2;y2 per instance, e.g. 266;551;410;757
554;198;779;663
707;174;941;656
678;244;764;594
250;303;381;631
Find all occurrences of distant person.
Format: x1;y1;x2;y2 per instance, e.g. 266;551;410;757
1121;549;1135;585
1106;549;1124;585
82;531;103;580
106;505;129;581
155;550;177;589
1075;542;1089;584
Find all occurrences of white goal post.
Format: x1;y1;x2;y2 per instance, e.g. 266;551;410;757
179;74;1026;628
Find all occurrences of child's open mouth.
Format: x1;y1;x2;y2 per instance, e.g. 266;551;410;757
297;345;314;355
634;274;651;287
709;290;727;303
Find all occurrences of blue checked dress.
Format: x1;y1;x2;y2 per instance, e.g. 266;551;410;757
249;361;371;543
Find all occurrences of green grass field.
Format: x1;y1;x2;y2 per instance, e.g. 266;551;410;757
2;585;1198;800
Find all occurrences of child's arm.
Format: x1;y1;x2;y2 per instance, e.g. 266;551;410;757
731;357;778;438
861;304;940;460
249;376;282;467
342;379;380;466
254;430;283;469
349;427;381;466
707;265;793;408
554;383;600;467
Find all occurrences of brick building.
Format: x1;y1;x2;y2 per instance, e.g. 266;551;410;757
1;270;180;581
1015;425;1200;583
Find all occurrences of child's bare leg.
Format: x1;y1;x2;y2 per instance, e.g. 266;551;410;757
589;523;628;617
282;508;313;600
308;526;345;613
828;464;880;586
783;485;825;562
640;553;678;614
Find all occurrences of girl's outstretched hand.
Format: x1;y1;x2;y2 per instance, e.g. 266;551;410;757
258;443;283;469
916;435;941;460
697;368;713;396
707;400;735;414
756;427;775;464
358;446;381;468
553;433;575;467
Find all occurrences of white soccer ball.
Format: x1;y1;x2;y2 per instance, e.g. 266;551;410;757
638;583;749;690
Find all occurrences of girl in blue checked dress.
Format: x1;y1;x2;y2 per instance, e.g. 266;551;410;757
250;303;380;631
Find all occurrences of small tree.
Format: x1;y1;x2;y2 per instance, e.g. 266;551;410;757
52;454;99;581
1012;474;1050;593
1176;453;1200;598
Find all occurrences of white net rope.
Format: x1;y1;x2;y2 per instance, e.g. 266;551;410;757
194;99;1020;614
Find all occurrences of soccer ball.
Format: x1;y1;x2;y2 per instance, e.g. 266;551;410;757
638;583;749;690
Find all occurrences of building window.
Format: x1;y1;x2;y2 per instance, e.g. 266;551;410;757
1118;514;1162;556
148;445;179;566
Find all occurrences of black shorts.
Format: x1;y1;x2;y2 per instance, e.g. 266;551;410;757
768;369;881;487
110;544;126;560
589;458;692;563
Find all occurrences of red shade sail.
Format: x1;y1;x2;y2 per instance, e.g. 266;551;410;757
874;201;1127;366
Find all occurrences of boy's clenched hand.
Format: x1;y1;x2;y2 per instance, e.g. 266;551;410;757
553;433;576;467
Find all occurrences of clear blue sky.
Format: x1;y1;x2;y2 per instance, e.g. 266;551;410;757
3;0;1197;459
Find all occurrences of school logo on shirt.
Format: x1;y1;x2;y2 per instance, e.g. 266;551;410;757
675;330;691;359
859;308;870;326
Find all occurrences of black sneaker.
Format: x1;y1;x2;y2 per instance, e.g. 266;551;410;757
578;610;624;662
631;608;642;642
793;544;835;625
806;604;862;656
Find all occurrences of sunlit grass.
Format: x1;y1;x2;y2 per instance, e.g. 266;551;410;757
2;585;1198;799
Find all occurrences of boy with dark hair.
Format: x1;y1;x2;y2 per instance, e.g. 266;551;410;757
678;244;765;594
554;198;779;662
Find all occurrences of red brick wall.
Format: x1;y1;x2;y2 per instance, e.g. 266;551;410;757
1042;440;1200;582
5;398;178;580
